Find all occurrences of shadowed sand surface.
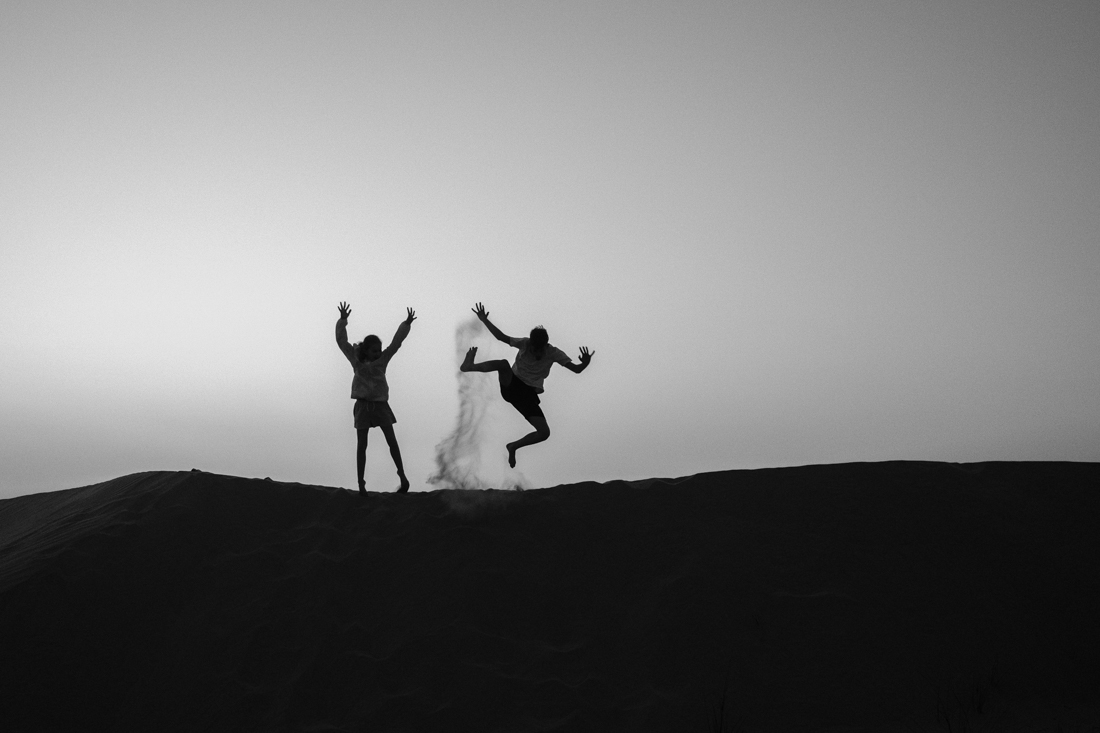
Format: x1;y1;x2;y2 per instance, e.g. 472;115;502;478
1;462;1098;732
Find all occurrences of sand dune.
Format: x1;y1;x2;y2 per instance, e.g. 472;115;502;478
1;462;1098;732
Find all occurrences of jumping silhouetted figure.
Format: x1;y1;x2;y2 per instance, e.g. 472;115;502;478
336;302;415;493
461;302;593;467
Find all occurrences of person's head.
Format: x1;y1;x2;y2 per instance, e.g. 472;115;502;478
529;326;548;356
357;335;383;362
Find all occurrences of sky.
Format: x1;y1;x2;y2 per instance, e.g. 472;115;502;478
2;1;1098;498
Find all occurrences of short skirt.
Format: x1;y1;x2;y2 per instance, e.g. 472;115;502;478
353;399;396;429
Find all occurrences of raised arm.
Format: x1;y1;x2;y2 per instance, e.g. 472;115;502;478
472;302;513;344
385;307;417;354
561;346;594;374
336;301;354;358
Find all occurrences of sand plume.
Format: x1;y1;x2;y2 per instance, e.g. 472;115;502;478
428;316;530;491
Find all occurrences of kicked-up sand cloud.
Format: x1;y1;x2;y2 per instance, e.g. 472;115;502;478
428;316;530;492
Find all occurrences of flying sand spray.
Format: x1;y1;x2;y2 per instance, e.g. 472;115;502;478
428;316;531;491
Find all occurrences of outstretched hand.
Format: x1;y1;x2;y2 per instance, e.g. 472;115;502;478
405;307;417;324
578;346;594;365
338;301;351;320
472;302;489;322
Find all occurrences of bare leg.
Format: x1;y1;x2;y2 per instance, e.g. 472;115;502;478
356;428;369;494
460;347;546;466
507;415;550;468
460;347;512;383
379;422;410;493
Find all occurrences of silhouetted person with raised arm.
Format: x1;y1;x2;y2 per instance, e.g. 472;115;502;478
461;302;593;468
336;302;415;494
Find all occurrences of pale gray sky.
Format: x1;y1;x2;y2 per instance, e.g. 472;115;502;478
3;1;1098;497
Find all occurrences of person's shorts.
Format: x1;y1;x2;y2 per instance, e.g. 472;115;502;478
353;399;396;429
500;375;543;418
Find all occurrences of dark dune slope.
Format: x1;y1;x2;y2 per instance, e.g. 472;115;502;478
1;462;1098;732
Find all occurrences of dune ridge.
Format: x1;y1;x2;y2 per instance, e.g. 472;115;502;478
1;462;1098;732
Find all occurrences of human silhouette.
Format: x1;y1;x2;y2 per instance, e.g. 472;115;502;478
460;302;593;467
335;302;415;493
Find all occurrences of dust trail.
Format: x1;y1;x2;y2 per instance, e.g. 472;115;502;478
428;317;522;491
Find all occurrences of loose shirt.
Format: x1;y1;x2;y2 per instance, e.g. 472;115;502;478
337;321;396;401
509;337;571;393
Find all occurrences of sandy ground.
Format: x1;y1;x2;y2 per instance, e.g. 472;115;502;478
1;461;1098;732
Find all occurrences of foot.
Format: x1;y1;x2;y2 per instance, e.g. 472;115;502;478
506;442;518;469
397;473;410;493
460;346;477;372
358;481;366;496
